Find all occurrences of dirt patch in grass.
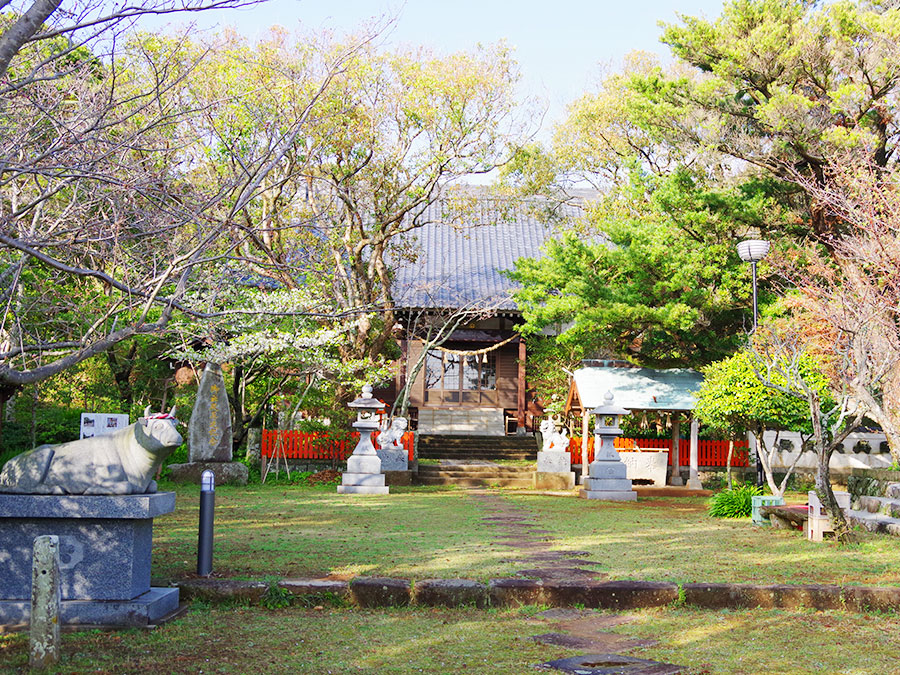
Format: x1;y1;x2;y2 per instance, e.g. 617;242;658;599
631;498;708;513
306;469;341;486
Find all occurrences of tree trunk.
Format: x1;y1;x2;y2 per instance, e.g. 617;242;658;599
754;424;781;496
231;364;246;453
875;364;900;464
726;439;733;490
105;343;137;412
808;391;850;539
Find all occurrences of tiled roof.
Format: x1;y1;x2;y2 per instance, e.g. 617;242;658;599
392;197;586;311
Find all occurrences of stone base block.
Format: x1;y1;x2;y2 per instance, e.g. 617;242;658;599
682;583;846;611
540;654;682;675
383;470;412;486
167;462;248;486
534;471;576;490
579;489;637;501
0;493;174;603
337;485;390;494
350;577;410;607
175;579;267;604
417;408;504;436
488;578;544;607
346;455;382;474
588;462;628;480
376;448;408;472
414;579;488;608
584;477;633;492
340;473;386;487
277;579;349;601
537;452;571;473
0;587;179;628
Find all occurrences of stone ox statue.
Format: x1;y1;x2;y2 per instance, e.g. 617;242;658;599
0;407;182;495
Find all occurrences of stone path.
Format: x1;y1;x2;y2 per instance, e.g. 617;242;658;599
469;489;606;582
470;490;685;674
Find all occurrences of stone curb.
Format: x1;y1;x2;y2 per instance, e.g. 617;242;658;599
175;579;268;603
277;579;349;599
173;577;900;613
350;577;411;607
682;583;900;612
415;579;489;608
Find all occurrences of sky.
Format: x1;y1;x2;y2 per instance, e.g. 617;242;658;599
151;0;728;135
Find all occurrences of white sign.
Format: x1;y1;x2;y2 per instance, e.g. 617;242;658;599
80;413;130;439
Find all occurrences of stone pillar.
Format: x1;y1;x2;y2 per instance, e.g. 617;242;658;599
30;535;60;669
687;416;702;489
580;413;590;486
245;428;262;466
669;415;683;486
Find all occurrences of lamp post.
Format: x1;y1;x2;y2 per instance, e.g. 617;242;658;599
737;238;770;487
736;239;770;332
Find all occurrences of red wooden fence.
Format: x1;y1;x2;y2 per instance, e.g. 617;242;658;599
261;429;416;462
566;436;749;467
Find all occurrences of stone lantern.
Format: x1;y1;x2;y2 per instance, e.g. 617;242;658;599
579;391;637;501
337;385;389;495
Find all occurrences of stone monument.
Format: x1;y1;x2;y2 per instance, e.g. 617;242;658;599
0;409;182;627
168;363;248;486
534;417;575;490
337;385;389;495
579;392;637;501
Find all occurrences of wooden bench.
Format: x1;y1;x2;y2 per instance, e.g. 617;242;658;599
759;491;851;542
759;504;809;530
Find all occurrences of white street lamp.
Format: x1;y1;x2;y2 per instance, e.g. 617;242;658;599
736;239;770;332
737;239;770;487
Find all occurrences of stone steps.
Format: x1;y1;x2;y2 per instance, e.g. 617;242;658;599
416;476;535;488
848;508;900;536
419;451;536;461
418;435;538;462
419;467;535;478
416;462;535;488
857;495;900;519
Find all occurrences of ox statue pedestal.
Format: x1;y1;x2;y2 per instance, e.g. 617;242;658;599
0;492;179;628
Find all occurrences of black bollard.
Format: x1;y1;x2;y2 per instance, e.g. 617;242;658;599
197;470;215;576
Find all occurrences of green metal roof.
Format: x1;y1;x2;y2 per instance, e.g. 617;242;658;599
572;367;704;413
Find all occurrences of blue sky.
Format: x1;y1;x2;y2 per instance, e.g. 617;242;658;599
153;0;727;133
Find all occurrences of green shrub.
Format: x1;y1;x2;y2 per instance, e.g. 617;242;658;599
261;583;293;610
157;443;188;480
707;484;762;518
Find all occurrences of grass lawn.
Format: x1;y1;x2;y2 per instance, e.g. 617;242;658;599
507;493;900;586
151;482;900;587
2;604;899;673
